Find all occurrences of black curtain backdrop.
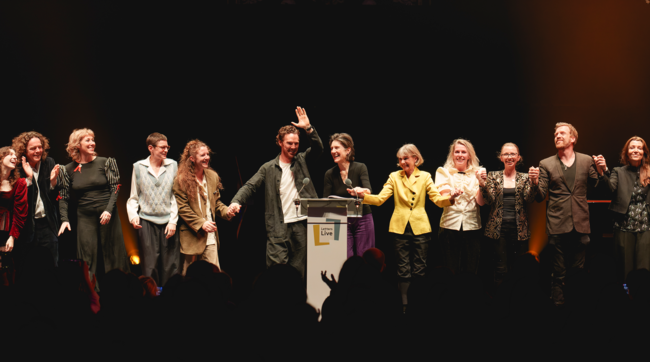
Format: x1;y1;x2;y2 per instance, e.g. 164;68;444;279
2;1;649;300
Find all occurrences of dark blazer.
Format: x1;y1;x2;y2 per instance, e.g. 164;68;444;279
18;157;60;243
536;152;601;235
602;166;650;215
173;169;229;255
323;161;372;215
480;171;537;241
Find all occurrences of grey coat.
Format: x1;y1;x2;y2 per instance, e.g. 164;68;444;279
231;128;323;238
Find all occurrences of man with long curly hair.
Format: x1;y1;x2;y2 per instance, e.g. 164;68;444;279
228;107;323;277
11;131;60;265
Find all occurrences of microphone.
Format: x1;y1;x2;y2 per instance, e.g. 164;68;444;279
294;178;310;216
345;178;362;215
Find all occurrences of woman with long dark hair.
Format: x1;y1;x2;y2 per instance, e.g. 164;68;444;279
173;139;230;275
603;136;650;282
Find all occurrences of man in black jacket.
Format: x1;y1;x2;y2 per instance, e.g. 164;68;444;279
228;107;322;277
12;131;60;265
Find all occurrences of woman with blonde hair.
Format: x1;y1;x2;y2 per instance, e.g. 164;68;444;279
173;140;230;275
603;136;650;282
58;129;129;288
352;144;461;307
435;138;485;275
0;147;28;279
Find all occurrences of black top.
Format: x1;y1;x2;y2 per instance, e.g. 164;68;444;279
502;187;516;223
560;155;577;191
58;157;121;222
323;161;372;215
613;168;649;232
18;156;60;241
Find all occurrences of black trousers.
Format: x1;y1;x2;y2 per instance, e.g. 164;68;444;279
494;222;528;279
392;222;430;280
614;229;650;283
267;220;307;278
138;219;180;287
440;226;482;275
77;204;130;289
549;230;588;305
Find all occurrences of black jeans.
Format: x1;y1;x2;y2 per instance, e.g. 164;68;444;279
549;230;588;305
494;221;528;280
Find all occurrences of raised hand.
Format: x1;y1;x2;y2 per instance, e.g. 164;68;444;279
50;164;60;187
22;157;33;179
475;168;487;186
592;155;607;175
292;106;311;130
528;167;539;185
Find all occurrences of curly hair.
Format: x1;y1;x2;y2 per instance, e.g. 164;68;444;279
0;147;20;188
177;140;222;204
66;128;97;162
276;125;299;147
620;136;650;187
11;131;51;170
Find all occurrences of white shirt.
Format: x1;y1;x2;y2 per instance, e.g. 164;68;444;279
197;176;217;246
126;156;179;224
434;166;481;231
279;161;306;223
25;162;49;219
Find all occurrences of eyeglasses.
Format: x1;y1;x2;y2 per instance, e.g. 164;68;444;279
502;153;518;158
156;146;171;151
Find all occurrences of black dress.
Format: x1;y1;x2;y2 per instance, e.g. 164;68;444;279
58;157;130;286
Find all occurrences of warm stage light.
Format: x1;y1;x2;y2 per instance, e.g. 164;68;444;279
130;255;140;265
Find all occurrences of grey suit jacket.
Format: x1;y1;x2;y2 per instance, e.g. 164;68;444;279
536;152;601;235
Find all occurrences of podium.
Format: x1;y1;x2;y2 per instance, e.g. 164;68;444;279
299;198;360;314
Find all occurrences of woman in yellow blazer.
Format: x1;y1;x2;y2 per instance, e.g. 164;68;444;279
173;140;231;275
352;144;462;307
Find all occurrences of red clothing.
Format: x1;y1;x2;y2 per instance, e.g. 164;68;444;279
0;178;28;239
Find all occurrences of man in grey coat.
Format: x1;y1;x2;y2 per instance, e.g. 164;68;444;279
228;107;322;277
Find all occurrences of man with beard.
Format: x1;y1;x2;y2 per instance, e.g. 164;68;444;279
529;122;607;306
228;107;322;277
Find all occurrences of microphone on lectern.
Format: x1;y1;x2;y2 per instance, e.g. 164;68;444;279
294;178;311;216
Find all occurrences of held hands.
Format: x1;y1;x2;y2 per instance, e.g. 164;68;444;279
202;220;217;233
227;203;241;218
592;155;607;175
22;157;33;179
292;106;312;132
100;212;111;225
164;223;176;239
58;222;71;236
50;164;60;187
528;167;539;185
131;216;143;229
347;187;369;198
449;188;463;200
475;168;487;186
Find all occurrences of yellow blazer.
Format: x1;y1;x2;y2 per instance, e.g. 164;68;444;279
173;169;230;255
363;168;452;235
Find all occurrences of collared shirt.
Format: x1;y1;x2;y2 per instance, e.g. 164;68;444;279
126;156;179;224
435;166;481;231
25;162;49;219
197;176;217;246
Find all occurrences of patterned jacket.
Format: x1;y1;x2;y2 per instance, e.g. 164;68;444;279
480;171;537;240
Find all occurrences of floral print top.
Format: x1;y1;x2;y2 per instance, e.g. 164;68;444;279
614;170;649;232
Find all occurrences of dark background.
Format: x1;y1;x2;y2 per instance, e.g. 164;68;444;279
1;1;649;299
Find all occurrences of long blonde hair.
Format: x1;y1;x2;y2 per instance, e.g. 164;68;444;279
66;128;97;162
443;138;481;172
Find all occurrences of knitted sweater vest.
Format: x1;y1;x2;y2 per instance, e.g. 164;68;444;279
134;160;177;224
